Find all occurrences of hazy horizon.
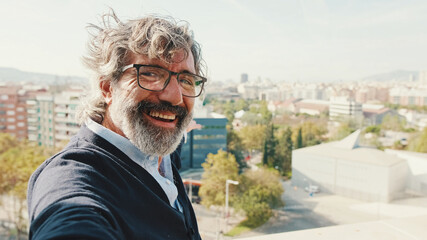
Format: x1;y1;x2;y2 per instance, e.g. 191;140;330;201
0;66;421;85
1;0;427;83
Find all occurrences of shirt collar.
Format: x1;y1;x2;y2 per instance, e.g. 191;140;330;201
85;118;179;207
85;118;157;167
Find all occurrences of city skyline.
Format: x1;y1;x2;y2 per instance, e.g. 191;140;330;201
1;0;427;82
0;66;421;85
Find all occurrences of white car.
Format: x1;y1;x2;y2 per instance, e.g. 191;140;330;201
304;185;320;193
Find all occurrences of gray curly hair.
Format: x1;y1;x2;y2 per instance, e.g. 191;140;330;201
77;9;205;124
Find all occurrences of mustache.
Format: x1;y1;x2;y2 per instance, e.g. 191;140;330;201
136;100;188;119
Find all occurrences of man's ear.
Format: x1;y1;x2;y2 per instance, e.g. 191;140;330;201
100;79;113;105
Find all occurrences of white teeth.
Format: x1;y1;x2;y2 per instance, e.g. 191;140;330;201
149;111;176;120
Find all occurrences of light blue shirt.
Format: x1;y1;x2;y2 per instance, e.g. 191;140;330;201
86;119;182;211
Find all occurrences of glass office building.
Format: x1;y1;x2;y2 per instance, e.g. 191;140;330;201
180;118;227;170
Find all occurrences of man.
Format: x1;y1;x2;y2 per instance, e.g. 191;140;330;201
27;10;205;240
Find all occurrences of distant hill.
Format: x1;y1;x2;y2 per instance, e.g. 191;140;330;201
0;67;88;85
361;70;419;82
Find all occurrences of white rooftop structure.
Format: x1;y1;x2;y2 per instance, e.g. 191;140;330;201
292;131;408;202
298;130;403;167
333;129;360;150
385;149;427;196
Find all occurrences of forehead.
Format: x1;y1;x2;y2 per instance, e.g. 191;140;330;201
127;50;196;73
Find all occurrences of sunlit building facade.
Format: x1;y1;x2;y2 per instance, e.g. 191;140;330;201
0;85;42;139
329;97;363;121
389;87;427;106
53;91;81;144
26;89;82;147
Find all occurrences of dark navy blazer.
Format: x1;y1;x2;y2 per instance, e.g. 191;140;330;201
27;126;200;240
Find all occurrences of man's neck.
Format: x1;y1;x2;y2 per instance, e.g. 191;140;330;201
102;111;127;139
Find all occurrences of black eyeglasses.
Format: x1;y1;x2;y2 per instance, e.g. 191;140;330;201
122;64;207;98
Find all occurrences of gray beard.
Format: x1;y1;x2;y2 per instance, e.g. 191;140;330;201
126;107;192;156
110;96;192;156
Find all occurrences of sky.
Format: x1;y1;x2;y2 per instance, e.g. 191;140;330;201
1;0;427;83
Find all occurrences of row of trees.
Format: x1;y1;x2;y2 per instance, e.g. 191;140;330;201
0;134;48;239
227;119;327;176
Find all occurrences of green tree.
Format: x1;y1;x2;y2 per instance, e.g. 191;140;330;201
235;99;249;111
292;120;327;147
296;127;303;149
227;128;246;171
408;127;427;153
381;114;405;131
0;139;47;238
329;119;357;141
234;187;271;228
238;125;267;153
233;168;284;228
223;101;235;124
365;125;381;134
199;150;239;207
262;124;277;167
275;127;293;176
259;101;272;123
241;112;264;125
241;100;272;125
301;121;327;146
0;133;19;155
331;124;355;141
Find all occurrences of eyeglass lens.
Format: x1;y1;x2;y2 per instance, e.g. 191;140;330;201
136;66;203;97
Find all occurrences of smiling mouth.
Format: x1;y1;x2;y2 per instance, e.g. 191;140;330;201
149;111;176;122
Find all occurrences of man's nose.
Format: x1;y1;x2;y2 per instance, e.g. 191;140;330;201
158;76;183;106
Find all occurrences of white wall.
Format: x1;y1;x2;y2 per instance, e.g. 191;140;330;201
292;151;336;193
386;150;427;195
293;150;406;202
388;161;409;201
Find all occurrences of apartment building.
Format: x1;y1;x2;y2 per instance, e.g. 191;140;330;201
53;90;81;144
0;85;43;139
27;89;82;147
329;97;363;121
34;95;55;147
389;87;427;106
355;86;389;104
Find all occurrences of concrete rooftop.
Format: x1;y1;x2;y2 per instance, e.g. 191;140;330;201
238;214;427;240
